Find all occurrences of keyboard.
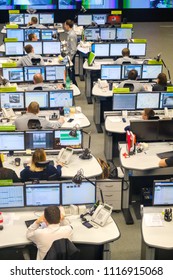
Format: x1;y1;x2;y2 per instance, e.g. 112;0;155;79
25;219;36;228
157;151;173;159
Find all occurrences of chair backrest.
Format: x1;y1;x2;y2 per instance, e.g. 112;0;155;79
122;61;131;64
31;58;41;65
148;116;160;120
27;119;42;129
33;86;43;90
44;238;80;260
123;83;134;91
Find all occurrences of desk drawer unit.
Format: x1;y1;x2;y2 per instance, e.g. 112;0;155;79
96;179;122;211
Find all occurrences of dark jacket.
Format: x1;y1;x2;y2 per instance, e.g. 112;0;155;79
20;165;62;182
0;167;20;182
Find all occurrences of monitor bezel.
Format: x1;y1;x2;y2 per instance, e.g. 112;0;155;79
53;128;83;150
136;92;160;110
112;93;136;111
0;184;25;209
0;131;25;151
152;180;173;206
24;130;54;150
49;89;74;109
5;41;24;56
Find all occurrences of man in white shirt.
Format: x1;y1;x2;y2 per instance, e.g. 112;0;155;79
26;206;73;260
17;44;45;67
114;48;138;64
26;73;64;91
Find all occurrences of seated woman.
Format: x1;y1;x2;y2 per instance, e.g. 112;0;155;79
0;156;20;182
152;72;167;91
20;149;63;182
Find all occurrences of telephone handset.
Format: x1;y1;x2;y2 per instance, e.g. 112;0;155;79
91;204;112;227
57;147;73;164
2;107;15;119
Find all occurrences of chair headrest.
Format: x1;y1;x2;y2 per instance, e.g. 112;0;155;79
31;58;41;65
27;119;42;129
35;161;50;168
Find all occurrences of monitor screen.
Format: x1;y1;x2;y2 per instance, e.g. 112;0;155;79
49;90;73;108
100;27;116;41
39;13;54;24
142;64;163;80
24;66;45;82
110;43;128;56
153;181;173;206
25;91;49;109
84;28;100;41
42;41;61;55
24;13;39;24
158;120;173;141
45;65;65;82
87;52;96;66
160;92;173;109
92;14;107;25
0;185;24;209
6;29;24;41
25;130;54;150
130;120;159;141
107;15;121;24
61;181;96;206
9;13;25;25
25;183;60;207
77;14;92;26
5;42;24;56
2;67;24;83
112;93;136;110
54;129;82;150
128;43;147;57
24;41;42;55
24;29;41;41
136;92;160;109
0;131;25;151
0;92;24;109
121;64;142;79
116;28;132;40
91;43;109;57
41;29;57;40
16;0;57;10
101;64;121;80
83;1;118;9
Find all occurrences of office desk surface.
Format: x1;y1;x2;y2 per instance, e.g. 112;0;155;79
83;59;115;70
0;211;120;248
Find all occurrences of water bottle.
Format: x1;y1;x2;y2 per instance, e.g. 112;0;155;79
65;73;71;90
64;98;70;117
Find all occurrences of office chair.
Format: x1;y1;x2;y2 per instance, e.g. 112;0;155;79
31;58;41;65
148;116;160;120
123;83;134;91
43;238;80;260
27;119;42;129
33;86;43;90
122;61;131;64
35;161;51;168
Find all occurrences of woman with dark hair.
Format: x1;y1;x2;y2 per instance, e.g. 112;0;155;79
152;72;167;91
0;156;20;182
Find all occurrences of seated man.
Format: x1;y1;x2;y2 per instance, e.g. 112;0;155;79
27;16;46;29
28;33;38;41
114;48;138;64
26;73;64;91
17;44;45;67
118;69;147;92
14;101;64;130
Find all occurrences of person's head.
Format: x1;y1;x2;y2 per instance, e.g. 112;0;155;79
44;206;61;225
27;101;40;115
33;73;43;84
157;72;167;86
128;69;138;80
142;108;155;120
64;19;74;31
24;44;34;54
30;16;38;25
28;33;38;41
31;148;46;168
122;48;130;57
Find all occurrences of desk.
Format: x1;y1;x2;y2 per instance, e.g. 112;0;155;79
0;211;120;259
119;142;173;225
141;206;173;260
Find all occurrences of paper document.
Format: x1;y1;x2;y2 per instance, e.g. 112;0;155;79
144;213;163;227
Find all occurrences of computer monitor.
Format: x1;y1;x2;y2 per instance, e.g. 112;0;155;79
158;120;173;141
39;13;54;24
109;42;128;56
142;64;163;80
77;14;92;26
6;29;24;41
54;129;83;150
24;28;41;41
61;181;96;206
101;64;121;80
41;29;57;40
5;42;24;56
25;130;54;150
160;92;173;109
25;91;49;109
24;66;45;82
116;28;132;40
84;28;100;41
128;43;147;57
42;41;61;55
112;93;136;110
121;64;142;79
153;180;173;206
87;52;96;66
92;14;107;25
0;92;24;110
24;13;39;24
107;15;121;25
136;92;160;109
24;41;42;55
0;131;25;151
0;185;24;209
9;13;25;25
25;183;60;207
130;120;159;141
2;67;24;83
100;27;116;41
91;43;109;57
45;65;66;82
49;90;73;108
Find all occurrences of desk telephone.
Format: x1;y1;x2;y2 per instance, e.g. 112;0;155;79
91;204;112;227
57;147;73;164
2;107;15;119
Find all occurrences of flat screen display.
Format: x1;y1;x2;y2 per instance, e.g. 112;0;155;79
24;13;39;24
110;43;128;56
123;0;173;8
49;90;73;108
136;92;160;109
25;130;54;150
25;91;49;109
112;93;136;110
45;65;65;82
128;43;147;57
160;92;173;109
91;43;109;57
84;28;100;41
42;41;61;55
15;0;57;10
158;120;173;141
54;129;82;150
116;28;132;40
9;13;25;24
101;64;121;80
0;92;24;109
39;13;54;24
0;131;25;151
142;64;163;80
0;185;24;209
6;29;24;41
153;181;173;206
2;67;24;83
100;27;116;41
107;15;121;24
5;42;24;56
121;64;142;79
130;120;159;141
77;14;92;26
24;41;42;55
41;29;57;40
92;14;107;25
24;66;45;82
24;28;41;41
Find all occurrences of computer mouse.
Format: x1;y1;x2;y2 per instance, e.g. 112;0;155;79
0;225;3;230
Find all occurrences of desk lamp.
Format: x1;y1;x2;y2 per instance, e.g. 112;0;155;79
69;125;92;160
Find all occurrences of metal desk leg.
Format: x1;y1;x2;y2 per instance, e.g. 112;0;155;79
104;131;113;161
141;238;155;260
85;69;92;104
79;53;84;81
103;243;111;260
93;96;103;133
122;169;134;224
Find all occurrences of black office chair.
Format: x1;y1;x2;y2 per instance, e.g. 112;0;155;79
33;86;43;90
35;161;51;168
123;83;134;91
43;239;80;260
148;116;160;120
31;58;41;65
122;61;131;64
27;119;42;129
